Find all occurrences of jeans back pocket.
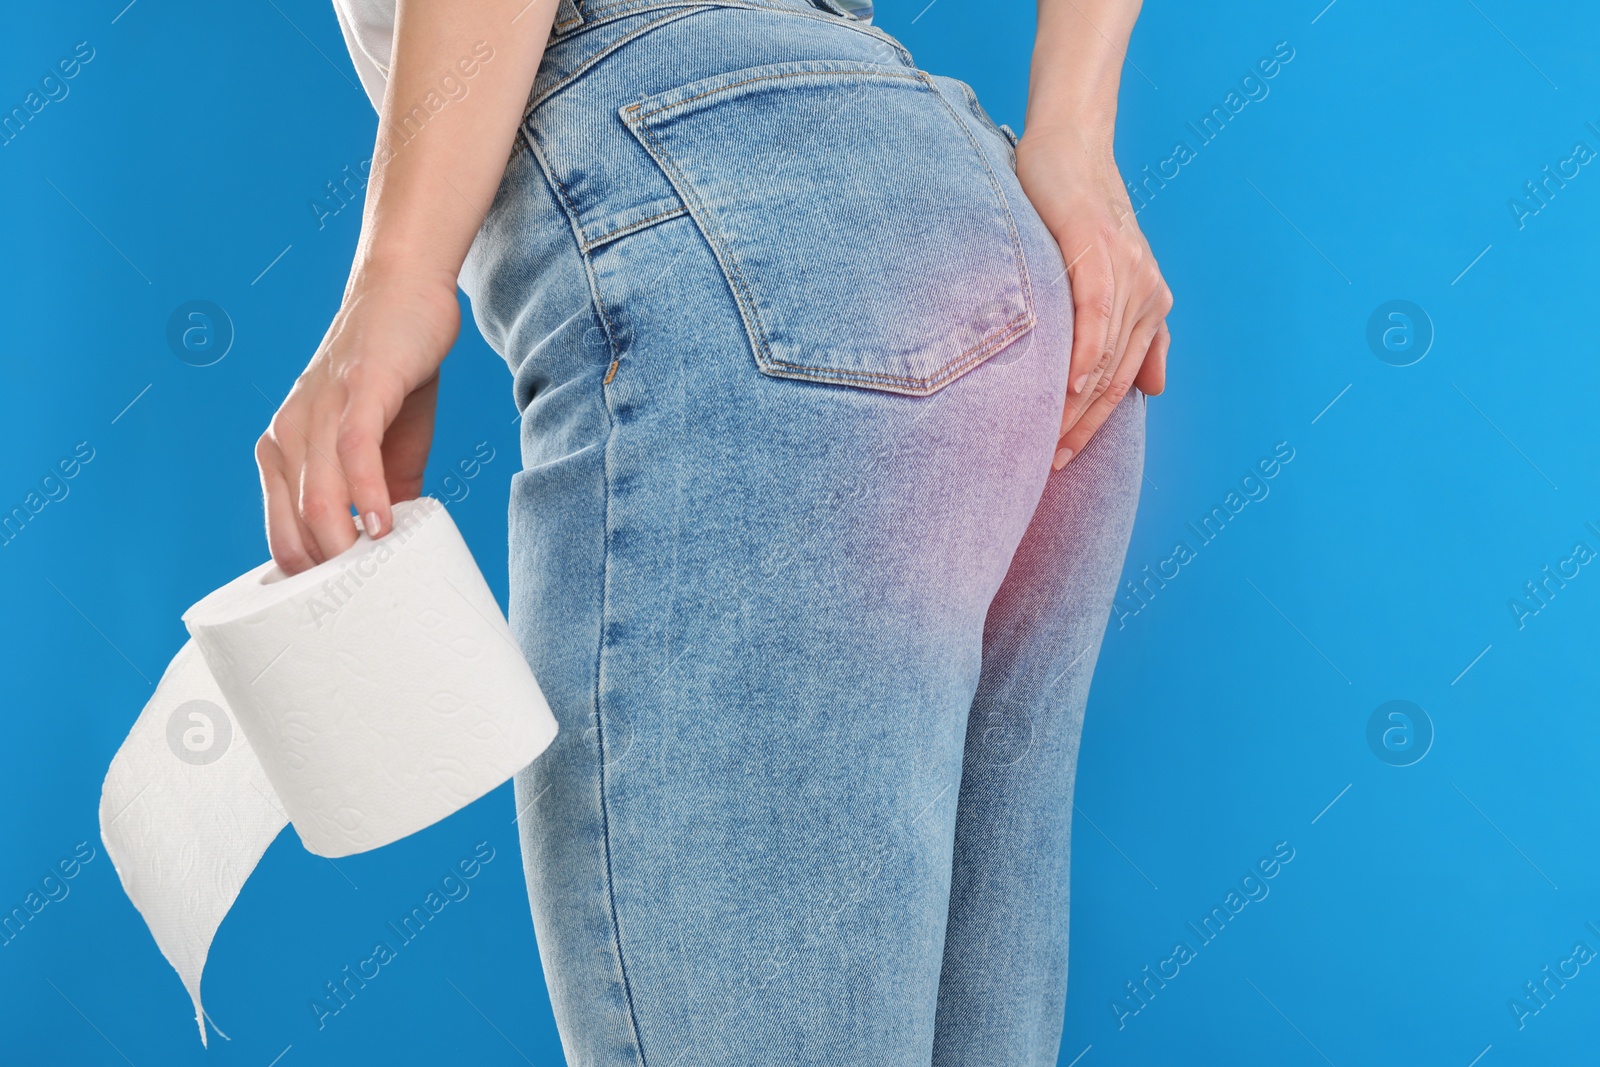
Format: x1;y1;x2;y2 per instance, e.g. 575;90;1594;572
620;59;1034;397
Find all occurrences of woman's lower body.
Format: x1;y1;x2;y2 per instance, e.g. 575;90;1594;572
458;2;1145;1063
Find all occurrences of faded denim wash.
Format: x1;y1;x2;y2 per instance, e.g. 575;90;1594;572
457;2;1146;1064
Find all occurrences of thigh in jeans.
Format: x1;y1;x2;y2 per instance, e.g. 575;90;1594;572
934;389;1146;1067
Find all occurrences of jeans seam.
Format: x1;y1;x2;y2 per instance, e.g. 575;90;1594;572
582;204;691;251
526;6;713;123
594;417;649;1067
915;68;1035;343
625;64;917;121
554;0;586;32
508;125;533;167
517;130;650;1067
522;127;627;367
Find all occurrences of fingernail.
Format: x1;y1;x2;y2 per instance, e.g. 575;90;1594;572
1072;373;1090;394
363;511;382;538
1053;446;1073;469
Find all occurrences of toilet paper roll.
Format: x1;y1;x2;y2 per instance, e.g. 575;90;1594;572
98;497;557;1044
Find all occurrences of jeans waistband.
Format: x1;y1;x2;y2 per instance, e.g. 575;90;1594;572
548;0;857;42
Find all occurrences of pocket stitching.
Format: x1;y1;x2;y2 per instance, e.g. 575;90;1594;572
624;64;1036;394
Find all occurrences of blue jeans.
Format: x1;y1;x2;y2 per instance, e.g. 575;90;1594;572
458;2;1145;1063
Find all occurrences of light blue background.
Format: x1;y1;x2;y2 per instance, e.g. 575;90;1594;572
3;1;1596;1064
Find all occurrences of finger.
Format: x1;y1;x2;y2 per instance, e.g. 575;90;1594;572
1135;321;1170;396
1060;320;1124;438
1062;254;1140;439
1112;312;1162;402
336;389;395;540
1077;262;1162;422
264;407;326;568
1060;308;1126;439
1065;242;1116;398
1053;335;1145;470
1101;283;1141;400
296;399;361;563
256;436;318;575
380;373;439;504
1129;270;1172;397
1067;293;1134;429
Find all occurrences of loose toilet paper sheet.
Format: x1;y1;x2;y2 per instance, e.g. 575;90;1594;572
98;640;287;1044
99;497;557;1044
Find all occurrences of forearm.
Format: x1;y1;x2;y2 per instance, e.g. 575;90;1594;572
1024;0;1142;149
353;0;560;290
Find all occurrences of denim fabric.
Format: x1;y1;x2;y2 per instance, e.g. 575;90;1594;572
457;3;1145;1063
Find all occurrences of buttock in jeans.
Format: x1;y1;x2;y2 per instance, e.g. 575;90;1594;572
457;4;1145;1064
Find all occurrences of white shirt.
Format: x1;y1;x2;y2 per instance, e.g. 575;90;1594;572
331;0;397;110
330;0;877;112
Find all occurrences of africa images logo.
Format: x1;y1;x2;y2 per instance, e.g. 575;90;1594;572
165;699;233;766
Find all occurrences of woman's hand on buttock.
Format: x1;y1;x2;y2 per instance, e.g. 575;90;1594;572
255;269;460;575
1015;124;1172;470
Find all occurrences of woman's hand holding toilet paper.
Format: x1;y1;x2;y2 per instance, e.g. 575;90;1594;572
256;2;560;576
255;270;460;575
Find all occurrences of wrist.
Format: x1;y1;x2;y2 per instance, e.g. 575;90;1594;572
1019;102;1117;156
1013;126;1135;227
346;246;460;306
334;263;462;365
1014;119;1120;177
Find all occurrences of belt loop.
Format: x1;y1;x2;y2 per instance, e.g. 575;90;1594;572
552;0;584;35
810;0;853;16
